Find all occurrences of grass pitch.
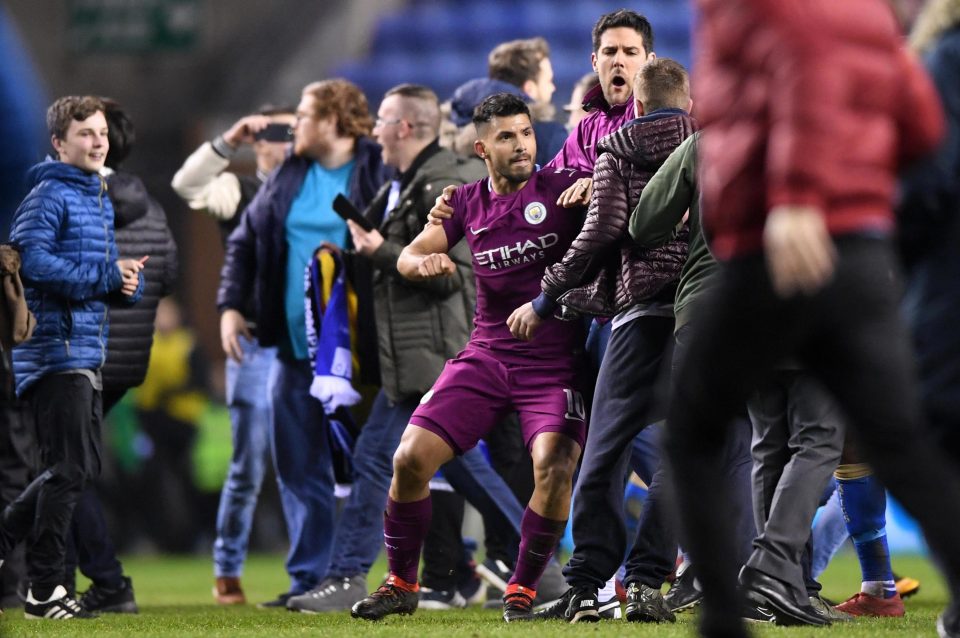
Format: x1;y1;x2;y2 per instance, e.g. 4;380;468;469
0;552;946;637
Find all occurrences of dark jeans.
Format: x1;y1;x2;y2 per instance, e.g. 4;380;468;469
665;238;960;633
422;489;466;591
564;314;675;590
0;374;102;594
481;415;529;564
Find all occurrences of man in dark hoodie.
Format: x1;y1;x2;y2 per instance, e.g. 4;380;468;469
0;95;144;619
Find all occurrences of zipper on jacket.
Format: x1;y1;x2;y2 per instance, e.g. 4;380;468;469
65;339;71;357
98;175;110;364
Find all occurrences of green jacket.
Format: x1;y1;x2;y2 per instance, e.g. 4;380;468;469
629;132;716;330
364;143;486;402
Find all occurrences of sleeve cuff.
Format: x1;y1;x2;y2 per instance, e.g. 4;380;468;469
211;135;238;159
531;292;558;319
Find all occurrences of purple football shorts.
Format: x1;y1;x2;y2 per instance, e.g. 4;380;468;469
408;344;588;455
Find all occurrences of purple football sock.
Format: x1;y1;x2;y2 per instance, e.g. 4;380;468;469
384;495;432;585
508;507;566;591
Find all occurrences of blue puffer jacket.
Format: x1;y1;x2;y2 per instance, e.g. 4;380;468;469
10;159;143;396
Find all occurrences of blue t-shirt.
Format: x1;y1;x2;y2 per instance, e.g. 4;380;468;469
284;159;354;359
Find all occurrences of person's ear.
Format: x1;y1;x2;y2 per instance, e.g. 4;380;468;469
522;79;538;101
474;139;487;160
634;92;646;116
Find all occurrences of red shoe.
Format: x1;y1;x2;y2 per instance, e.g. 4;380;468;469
835;592;905;617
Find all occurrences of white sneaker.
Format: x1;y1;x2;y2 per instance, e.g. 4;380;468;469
24;585;97;620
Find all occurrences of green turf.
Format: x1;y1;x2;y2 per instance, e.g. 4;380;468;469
0;552;946;636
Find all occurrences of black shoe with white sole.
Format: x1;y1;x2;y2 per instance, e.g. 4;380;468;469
567;585;600;623
24;586;97;620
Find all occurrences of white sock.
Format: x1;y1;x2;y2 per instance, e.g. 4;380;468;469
598;576;617;601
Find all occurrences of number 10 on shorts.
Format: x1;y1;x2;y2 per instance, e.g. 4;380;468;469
563;388;586;422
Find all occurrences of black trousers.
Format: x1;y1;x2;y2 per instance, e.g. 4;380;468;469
481;415;528;565
621;323;755;591
421;489;466;591
0;399;32;605
0;373;101;593
564;314;675;589
63;388;127;592
665;238;960;634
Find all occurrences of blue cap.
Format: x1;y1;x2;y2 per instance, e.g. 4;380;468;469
449;78;531;127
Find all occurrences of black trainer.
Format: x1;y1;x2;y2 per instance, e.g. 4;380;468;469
502;584;535;622
664;562;703;612
79;576;138;614
351;576;419;621
534;587;573;620
567;584;600;623
24;586;97;620
625;582;676;623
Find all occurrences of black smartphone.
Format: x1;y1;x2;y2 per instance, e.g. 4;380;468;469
254;123;293;142
333;194;375;232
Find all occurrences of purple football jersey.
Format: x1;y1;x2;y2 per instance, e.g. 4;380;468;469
443;167;589;361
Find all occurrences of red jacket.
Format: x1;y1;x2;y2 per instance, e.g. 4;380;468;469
694;0;944;259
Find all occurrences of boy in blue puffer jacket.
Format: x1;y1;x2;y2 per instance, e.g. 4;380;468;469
0;95;143;620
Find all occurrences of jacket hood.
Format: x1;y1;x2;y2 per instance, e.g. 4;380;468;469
597;111;697;170
105;171;149;228
26;158;104;194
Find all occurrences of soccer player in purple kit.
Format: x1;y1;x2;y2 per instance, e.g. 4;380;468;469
350;94;588;623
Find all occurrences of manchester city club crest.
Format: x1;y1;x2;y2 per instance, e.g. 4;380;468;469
524;201;547;225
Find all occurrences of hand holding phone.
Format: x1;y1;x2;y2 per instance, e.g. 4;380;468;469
254;123;294;143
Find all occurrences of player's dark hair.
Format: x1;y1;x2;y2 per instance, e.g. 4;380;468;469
592;9;654;54
472;93;531;130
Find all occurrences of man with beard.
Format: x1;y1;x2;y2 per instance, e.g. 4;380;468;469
351;94;588;623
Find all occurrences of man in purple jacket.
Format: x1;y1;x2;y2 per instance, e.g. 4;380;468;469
547;9;656;174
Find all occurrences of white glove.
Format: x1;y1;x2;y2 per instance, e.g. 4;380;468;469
309;375;361;415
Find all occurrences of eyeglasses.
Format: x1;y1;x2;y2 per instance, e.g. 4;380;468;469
374;117;405;128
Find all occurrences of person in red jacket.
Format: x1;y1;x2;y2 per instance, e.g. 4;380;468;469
664;1;960;636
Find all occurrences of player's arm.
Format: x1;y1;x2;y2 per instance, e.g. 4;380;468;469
398;223;455;281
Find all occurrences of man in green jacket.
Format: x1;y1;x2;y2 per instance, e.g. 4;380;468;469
630;132;851;625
